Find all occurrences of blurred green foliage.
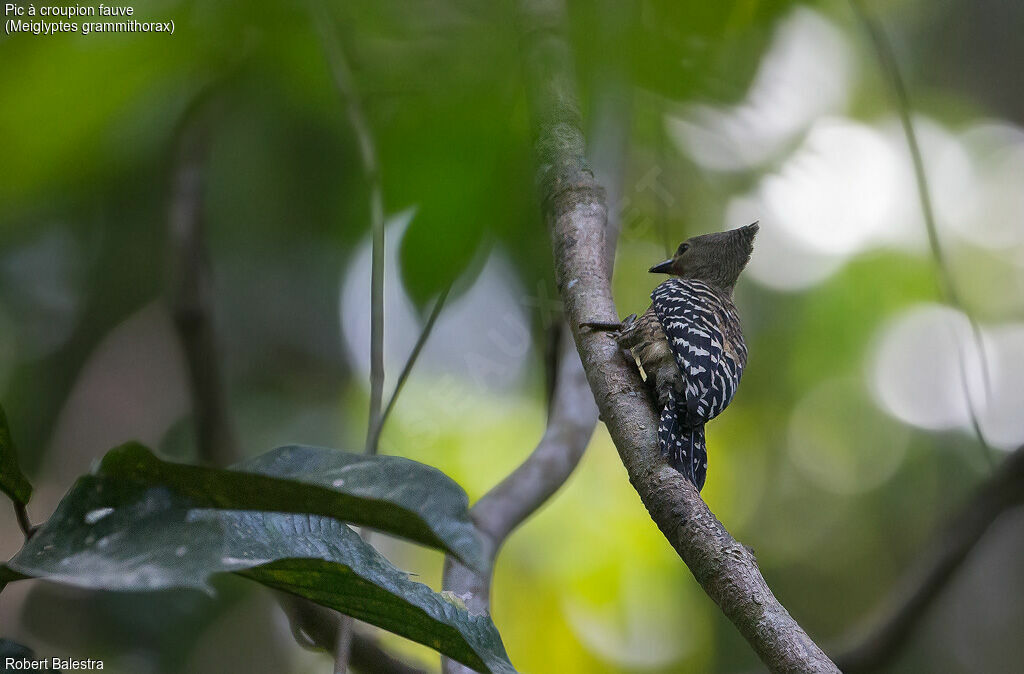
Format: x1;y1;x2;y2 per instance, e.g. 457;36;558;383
2;0;1023;673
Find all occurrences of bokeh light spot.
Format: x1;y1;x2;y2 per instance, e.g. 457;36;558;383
788;377;909;494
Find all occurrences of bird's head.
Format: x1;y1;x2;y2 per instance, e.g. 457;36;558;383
649;222;759;292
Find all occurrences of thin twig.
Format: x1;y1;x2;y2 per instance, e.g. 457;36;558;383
305;6;453;660
849;0;994;466
518;0;838;670
350;282;450;672
833;444;1024;672
367;283;452;455
308;3;386;669
308;0;386;456
307;0;386;457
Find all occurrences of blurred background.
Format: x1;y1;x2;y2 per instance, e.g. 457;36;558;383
2;0;1023;672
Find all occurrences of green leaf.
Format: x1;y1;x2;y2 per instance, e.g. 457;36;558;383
94;443;484;570
625;0;801;103
0;404;32;506
7;477;514;673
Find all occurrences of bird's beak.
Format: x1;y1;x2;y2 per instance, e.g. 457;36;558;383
648;259;674;274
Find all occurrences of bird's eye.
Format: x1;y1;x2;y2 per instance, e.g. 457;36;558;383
677;243;689;255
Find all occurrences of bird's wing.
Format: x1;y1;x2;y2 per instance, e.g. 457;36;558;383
651;279;740;424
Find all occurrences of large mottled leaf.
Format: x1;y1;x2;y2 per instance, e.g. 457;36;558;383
93;443;483;570
0;405;32;506
7;477;514;673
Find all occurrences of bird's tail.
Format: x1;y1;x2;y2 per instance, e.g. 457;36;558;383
658;391;707;491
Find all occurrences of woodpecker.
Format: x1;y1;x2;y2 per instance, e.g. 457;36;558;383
585;223;758;491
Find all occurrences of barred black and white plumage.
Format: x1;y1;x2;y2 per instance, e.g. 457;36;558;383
651;279;747;489
583;222;758;492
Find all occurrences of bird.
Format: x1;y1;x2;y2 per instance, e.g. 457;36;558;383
584;223;758;491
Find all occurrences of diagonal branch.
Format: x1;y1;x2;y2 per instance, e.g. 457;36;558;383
833;444;1024;672
472;329;597;549
517;0;838;671
441;327;598;672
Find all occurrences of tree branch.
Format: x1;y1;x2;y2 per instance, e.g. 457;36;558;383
441;326;598;671
167;100;240;468
475;331;598;548
833;444;1024;672
516;1;838;671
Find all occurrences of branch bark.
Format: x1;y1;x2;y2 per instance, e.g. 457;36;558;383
834;444;1024;672
517;1;838;672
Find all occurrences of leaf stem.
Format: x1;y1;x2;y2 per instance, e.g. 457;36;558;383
14;501;35;541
